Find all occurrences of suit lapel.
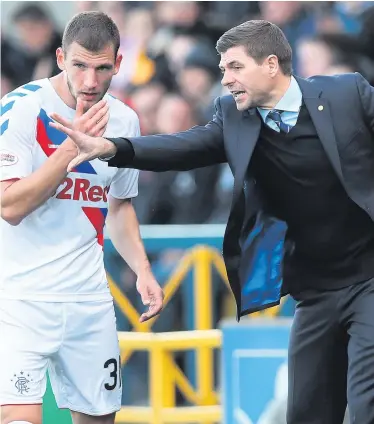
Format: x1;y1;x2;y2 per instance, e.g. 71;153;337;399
233;109;261;199
223;109;261;264
296;76;344;182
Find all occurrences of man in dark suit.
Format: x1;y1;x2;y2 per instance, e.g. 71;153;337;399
51;19;374;424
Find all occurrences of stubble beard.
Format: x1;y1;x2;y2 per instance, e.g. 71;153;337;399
66;77;108;112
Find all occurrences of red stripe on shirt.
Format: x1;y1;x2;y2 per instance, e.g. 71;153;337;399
82;206;105;248
36;117;105;247
36;117;57;157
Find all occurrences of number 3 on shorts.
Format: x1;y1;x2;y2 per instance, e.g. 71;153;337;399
104;356;122;390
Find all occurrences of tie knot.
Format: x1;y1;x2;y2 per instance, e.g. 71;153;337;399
267;109;283;121
266;109;291;133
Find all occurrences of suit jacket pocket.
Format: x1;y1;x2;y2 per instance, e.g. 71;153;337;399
339;127;365;153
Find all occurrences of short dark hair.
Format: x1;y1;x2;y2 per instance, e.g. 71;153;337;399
62;11;120;57
216;20;293;75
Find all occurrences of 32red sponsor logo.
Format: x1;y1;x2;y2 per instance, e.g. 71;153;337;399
56;177;109;202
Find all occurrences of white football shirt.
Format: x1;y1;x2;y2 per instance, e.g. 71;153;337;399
0;79;139;301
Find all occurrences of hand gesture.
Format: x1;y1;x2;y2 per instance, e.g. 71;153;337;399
49;122;115;171
136;271;164;323
50;97;110;137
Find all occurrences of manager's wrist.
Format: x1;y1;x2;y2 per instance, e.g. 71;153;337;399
100;137;135;164
98;138;118;161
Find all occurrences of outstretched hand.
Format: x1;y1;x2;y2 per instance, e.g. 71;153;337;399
49;122;116;171
49;120;111;171
49;97;116;171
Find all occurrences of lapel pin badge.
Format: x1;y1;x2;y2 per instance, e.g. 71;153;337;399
318;105;324;111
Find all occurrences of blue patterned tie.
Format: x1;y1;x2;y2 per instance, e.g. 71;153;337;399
267;109;292;133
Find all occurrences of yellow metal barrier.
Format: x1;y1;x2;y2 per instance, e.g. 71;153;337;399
108;245;285;422
116;330;222;424
108;246;285;347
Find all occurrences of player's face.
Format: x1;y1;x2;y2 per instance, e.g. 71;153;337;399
57;42;122;109
219;45;279;111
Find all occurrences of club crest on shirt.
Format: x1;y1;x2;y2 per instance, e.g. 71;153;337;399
0;149;18;166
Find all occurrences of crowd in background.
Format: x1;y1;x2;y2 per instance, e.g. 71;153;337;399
2;2;374;418
3;1;374;227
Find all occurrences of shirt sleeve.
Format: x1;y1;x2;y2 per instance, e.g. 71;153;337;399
108;110;140;199
0;95;38;181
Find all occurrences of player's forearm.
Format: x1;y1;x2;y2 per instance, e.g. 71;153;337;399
1;147;77;225
107;200;151;276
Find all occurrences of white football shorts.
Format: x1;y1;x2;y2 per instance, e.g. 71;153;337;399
0;299;122;416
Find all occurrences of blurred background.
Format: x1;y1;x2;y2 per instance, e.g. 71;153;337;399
2;1;374;423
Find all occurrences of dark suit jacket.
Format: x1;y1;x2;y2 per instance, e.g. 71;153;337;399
109;73;374;320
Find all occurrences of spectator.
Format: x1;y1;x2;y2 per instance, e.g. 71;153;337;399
136;94;220;225
260;1;320;73
12;2;62;81
177;42;221;123
1;35;29;91
296;35;341;77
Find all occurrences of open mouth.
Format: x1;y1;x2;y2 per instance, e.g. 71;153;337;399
232;91;246;100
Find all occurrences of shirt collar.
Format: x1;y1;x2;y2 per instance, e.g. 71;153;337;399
257;76;302;122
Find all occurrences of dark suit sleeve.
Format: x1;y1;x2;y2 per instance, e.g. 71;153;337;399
355;72;374;134
107;97;226;171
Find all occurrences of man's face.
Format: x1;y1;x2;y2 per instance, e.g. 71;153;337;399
57;42;122;109
219;45;277;111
